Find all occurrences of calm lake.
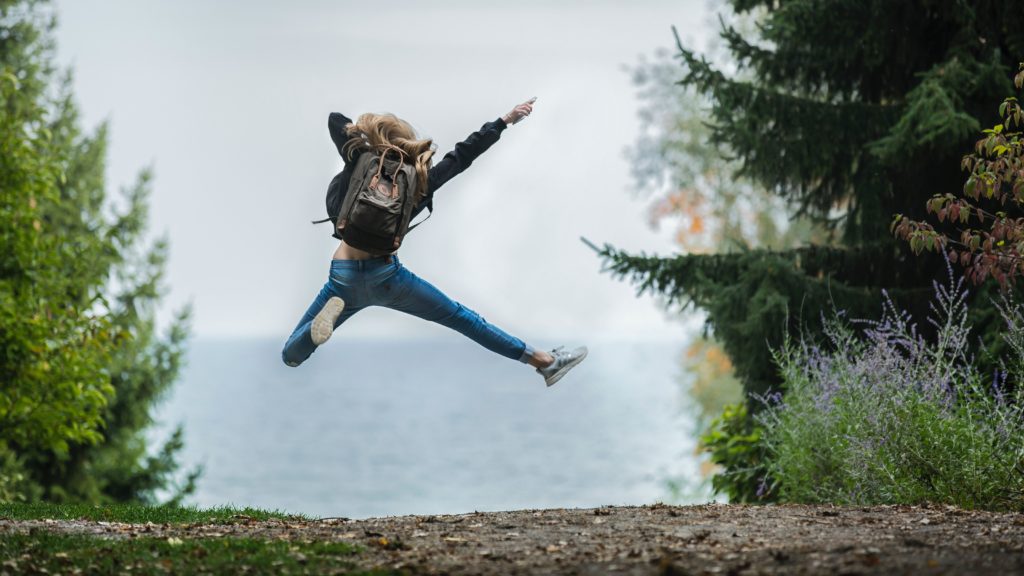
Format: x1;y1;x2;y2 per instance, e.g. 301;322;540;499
153;336;705;518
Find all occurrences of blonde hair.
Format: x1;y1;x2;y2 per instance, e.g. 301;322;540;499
343;113;436;200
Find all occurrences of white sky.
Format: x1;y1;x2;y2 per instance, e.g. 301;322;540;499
53;0;713;342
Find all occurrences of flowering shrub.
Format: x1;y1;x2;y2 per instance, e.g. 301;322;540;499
759;265;1024;510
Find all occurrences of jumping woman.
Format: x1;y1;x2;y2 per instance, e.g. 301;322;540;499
281;98;588;387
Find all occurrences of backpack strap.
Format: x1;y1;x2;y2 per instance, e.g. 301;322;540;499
372;144;432;233
407;204;432;232
366;145;410;201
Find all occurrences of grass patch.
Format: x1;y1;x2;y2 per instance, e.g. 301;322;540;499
0;502;306;524
0;532;393;575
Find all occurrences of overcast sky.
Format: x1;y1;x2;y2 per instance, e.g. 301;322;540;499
53;0;714;343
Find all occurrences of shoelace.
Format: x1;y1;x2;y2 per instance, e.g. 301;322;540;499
550;346;567;366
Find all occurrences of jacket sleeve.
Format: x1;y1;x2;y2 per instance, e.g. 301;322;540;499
414;117;508;216
328;112;363;164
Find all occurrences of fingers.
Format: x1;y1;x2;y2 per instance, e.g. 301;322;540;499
505;99;536;125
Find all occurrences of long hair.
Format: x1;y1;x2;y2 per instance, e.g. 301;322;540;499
343;113;435;200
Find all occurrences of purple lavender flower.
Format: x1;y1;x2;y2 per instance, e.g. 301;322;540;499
760;260;1024;510
756;476;770;498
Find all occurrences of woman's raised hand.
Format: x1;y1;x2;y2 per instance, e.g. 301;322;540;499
502;97;537;126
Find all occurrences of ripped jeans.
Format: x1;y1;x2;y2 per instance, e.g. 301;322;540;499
282;255;534;367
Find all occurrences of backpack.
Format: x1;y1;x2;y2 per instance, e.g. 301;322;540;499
317;146;427;254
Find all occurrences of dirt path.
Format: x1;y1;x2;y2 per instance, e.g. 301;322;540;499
4;504;1024;574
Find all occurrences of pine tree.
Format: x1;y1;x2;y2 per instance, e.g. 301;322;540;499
600;0;1024;402
0;0;196;503
626;8;830;427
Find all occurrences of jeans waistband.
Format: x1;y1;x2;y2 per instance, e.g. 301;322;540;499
330;254;399;271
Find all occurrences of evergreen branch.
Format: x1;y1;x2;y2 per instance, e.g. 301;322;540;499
579;236;601;254
868;57;989;165
591;241;937;398
670;23;898;232
718;20;772;73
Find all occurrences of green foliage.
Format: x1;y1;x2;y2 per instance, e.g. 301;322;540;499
0;18;111;466
0;533;387;576
0;1;112;475
628;46;824;254
606;1;1024;403
627;7;833;500
699;403;773;503
0;447;35;502
0;0;194;503
0;502;304;523
684;1;1019;245
612;0;1024;508
868;57;992;163
761;276;1024;511
595;241;940;399
894;65;1024;287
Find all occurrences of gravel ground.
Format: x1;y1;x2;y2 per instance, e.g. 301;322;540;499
4;503;1024;575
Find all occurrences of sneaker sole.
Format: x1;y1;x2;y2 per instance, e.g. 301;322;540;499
311;297;345;346
545;348;589;387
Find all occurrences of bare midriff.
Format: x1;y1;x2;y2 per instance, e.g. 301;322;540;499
332;240;379;261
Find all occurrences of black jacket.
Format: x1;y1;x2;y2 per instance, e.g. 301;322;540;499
326;112;508;224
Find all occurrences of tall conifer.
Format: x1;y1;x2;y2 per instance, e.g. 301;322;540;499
601;1;1024;399
0;0;195;502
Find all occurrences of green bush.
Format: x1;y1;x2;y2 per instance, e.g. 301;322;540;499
700;402;774;502
0;1;194;503
760;271;1024;510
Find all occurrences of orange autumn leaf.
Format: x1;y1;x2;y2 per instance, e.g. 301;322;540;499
689;215;705;234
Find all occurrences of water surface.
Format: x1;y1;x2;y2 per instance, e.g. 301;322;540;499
155;336;702;518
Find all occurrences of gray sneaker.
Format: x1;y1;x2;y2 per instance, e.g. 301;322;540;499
537;345;588;387
311;297;345;345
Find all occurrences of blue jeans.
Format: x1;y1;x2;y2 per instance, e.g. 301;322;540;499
282;255;534;367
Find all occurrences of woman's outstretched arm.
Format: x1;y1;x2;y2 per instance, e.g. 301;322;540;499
417;98;535;215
